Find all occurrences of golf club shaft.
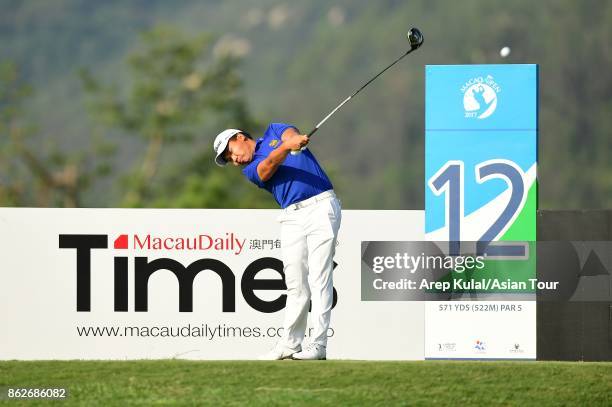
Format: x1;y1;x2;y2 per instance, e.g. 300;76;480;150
307;47;414;137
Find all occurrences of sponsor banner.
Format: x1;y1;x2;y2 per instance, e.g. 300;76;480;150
0;208;425;360
424;64;538;359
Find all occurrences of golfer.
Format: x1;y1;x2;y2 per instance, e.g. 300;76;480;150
214;123;341;360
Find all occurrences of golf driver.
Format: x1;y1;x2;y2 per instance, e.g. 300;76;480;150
291;27;424;154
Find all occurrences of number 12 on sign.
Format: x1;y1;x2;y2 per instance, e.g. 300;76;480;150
428;159;527;257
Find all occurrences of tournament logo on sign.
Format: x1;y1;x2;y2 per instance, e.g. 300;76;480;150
461;75;501;119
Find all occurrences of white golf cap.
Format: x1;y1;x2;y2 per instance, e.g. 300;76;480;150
213;128;242;166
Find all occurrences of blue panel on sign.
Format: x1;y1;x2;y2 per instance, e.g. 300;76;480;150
425;64;537;131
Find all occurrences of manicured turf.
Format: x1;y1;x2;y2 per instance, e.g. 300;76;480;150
1;360;610;406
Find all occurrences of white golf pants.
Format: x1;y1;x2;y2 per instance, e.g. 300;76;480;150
278;190;341;348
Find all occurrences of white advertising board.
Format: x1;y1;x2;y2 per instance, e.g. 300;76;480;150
0;208;425;360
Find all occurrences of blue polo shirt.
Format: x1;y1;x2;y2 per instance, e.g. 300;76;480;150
242;123;333;208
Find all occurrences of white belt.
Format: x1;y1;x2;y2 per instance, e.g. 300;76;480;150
284;190;336;211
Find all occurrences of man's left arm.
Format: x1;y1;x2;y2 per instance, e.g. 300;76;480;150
281;127;301;142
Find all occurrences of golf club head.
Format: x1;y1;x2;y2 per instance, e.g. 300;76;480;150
407;27;424;50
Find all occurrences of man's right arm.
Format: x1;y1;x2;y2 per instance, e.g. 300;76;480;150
256;133;309;182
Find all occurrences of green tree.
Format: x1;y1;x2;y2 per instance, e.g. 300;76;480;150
0;62;112;207
82;26;272;208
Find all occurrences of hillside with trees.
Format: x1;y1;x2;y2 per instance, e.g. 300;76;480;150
1;0;610;209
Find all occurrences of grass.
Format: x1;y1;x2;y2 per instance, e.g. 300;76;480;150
1;360;611;406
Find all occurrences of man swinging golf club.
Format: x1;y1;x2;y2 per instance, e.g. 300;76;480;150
212;28;424;360
214;123;341;360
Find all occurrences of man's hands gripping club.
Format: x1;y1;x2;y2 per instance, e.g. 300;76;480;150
257;128;309;182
